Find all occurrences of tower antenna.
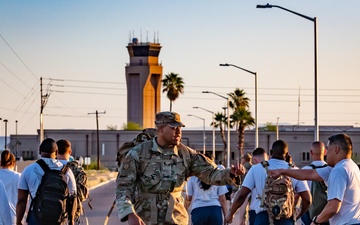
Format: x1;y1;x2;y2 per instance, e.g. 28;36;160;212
298;86;301;125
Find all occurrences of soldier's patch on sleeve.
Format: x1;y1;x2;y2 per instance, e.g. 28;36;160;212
122;162;130;171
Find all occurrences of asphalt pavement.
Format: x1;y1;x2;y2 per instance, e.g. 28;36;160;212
84;179;244;225
85;175;302;225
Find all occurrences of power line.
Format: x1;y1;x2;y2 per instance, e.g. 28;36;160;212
50;83;126;91
13;82;39;112
0;33;38;80
51;90;125;96
0;76;26;97
0;61;32;89
47;77;124;85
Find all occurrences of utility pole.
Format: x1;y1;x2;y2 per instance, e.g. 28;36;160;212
88;110;106;170
40;77;50;146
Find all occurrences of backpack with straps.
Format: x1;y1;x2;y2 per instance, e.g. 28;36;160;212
116;128;157;167
106;131;189;225
308;164;328;219
260;161;295;225
66;160;89;222
30;159;69;225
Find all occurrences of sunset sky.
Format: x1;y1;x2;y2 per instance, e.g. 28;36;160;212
1;1;359;135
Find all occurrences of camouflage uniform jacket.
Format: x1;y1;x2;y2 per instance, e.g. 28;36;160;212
115;138;240;225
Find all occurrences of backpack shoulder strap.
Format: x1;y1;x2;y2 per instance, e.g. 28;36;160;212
260;161;269;208
141;140;153;159
261;160;269;172
60;164;69;174
36;159;50;173
309;163;328;169
30;160;49;201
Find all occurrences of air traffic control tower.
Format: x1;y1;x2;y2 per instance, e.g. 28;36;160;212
125;37;163;128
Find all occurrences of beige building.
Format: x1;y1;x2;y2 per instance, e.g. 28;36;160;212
9;126;360;170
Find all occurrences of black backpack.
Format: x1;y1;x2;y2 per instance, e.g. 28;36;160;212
30;159;69;225
308;163;328;219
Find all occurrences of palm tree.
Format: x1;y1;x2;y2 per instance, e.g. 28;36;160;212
211;112;228;166
228;88;255;157
231;108;255;157
228;88;250;109
161;73;184;111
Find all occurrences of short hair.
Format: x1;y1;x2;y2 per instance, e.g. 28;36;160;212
252;147;266;156
311;141;325;155
328;133;353;153
0;150;16;167
39;138;57;153
271;140;288;156
56;139;71;155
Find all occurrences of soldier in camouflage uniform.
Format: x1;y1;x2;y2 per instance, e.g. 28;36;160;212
115;111;245;225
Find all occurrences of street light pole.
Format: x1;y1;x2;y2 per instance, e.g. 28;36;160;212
188;114;206;154
276;117;279;140
220;63;258;148
16;120;18;157
256;3;319;141
193;106;216;159
202;91;231;168
4;119;8;150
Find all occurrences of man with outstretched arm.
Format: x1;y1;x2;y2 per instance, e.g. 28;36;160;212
269;133;360;225
115;111;245;225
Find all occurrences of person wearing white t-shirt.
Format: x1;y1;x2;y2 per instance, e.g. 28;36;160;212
247;147;269;225
269;134;360;225
185;152;228;225
301;141;328;225
0;150;21;225
16;138;77;225
225;140;311;225
0;180;12;225
186;176;228;225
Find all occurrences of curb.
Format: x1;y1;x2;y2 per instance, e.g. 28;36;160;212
89;177;116;190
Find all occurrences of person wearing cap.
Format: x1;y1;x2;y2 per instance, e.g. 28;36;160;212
16;138;77;225
115;111;245;225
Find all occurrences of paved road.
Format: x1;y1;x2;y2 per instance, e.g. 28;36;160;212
83;180;121;225
83;180;248;225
